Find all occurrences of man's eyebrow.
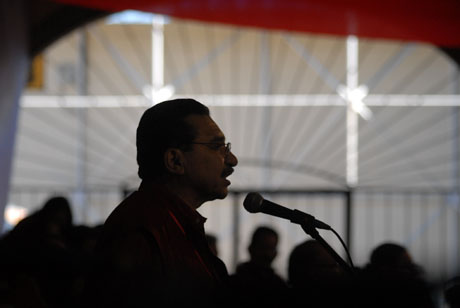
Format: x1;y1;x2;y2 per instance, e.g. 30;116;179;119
210;135;225;142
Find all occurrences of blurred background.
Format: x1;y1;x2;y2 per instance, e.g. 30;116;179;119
1;0;459;304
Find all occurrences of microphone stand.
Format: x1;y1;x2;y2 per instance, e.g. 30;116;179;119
301;223;355;276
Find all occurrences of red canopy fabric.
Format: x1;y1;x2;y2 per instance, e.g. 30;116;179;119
53;0;460;47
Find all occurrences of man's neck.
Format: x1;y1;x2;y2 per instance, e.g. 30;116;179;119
148;178;203;210
141;177;206;210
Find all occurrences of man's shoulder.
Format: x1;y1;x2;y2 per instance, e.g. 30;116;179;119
96;190;172;250
96;190;168;258
106;189;170;226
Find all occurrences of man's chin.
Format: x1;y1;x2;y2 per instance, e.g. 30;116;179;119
202;190;228;203
216;190;228;199
215;187;229;200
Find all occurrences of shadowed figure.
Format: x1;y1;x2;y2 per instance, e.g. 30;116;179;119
229;226;288;307
10;196;73;247
357;242;435;308
445;276;460;308
287;239;352;307
0;196;75;308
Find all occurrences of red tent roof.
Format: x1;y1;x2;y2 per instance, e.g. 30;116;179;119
53;0;460;47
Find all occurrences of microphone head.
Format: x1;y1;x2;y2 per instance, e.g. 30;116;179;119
243;192;264;213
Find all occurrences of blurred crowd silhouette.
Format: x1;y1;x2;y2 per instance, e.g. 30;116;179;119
229;226;288;307
0;196;458;308
356;242;436;307
0;196;102;308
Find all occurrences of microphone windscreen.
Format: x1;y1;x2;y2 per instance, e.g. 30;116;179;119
243;192;264;213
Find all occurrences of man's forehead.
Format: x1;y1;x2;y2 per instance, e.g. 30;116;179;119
185;114;225;140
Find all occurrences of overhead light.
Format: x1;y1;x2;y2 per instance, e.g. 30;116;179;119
337;85;373;120
143;84;176;105
4;204;28;230
106;10;170;25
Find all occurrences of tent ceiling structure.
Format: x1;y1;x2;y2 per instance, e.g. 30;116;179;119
9;1;459;203
14;13;460;193
15;0;460;196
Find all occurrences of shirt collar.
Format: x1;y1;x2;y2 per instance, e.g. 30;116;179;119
139;181;207;230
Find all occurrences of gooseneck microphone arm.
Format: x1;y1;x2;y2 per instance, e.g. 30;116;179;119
300;221;355;276
243;192;355;276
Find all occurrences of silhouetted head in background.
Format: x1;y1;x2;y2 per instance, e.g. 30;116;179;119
11;196;73;242
230;225;287;307
368;242;421;277
359;242;435;308
40;196;73;236
248;226;279;268
288;239;342;288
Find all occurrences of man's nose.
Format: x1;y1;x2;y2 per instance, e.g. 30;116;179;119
226;150;238;166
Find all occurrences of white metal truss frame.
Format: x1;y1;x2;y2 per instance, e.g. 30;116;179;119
21;17;460;192
20;94;460;107
69;19;460;193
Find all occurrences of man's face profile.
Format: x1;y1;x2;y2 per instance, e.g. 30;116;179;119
181;114;238;203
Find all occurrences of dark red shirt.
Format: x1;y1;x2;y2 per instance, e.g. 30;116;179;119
87;182;230;307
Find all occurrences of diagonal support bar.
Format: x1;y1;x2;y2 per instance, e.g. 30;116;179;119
283;33;341;92
88;26;150;93
365;43;416;91
171;30;241;91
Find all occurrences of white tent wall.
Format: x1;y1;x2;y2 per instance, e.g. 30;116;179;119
0;0;30;232
352;191;460;283
6;15;460;283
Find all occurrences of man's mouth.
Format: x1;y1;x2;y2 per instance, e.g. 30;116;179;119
222;168;234;178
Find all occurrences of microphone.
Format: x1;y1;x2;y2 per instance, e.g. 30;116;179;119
243;192;331;230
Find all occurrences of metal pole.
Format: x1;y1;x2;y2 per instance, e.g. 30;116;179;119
344;36;358;255
76;28;88;95
345;190;352;253
0;0;28;233
74;28;88;224
152;14;164;92
346;35;359;187
232;192;241;272
449;62;460;275
260;31;272;186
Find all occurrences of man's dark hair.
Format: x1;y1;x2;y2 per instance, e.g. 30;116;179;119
250;226;278;246
136;98;210;180
369;242;408;267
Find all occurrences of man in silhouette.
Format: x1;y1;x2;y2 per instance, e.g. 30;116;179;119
230;226;288;307
86;98;238;307
287;239;350;307
358;242;435;308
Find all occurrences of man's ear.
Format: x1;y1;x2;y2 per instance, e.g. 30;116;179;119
164;148;185;175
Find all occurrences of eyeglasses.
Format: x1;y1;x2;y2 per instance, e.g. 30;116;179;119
190;142;231;156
